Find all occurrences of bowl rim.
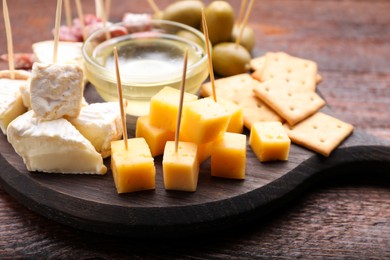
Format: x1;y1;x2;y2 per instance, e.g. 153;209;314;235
81;19;208;83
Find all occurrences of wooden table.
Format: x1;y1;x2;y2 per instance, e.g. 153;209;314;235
1;0;389;258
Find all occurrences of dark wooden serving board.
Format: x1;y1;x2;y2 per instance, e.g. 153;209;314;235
0;85;389;238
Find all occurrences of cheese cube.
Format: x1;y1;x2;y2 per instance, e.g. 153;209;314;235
0;78;27;134
111;138;156;194
181;98;230;144
7;110;107;174
249;122;290;162
67;102;123;158
211;132;246;179
179;132;213;164
214;97;244;134
136;115;175;157
149;87;198;132
162;141;199;192
30;62;83;120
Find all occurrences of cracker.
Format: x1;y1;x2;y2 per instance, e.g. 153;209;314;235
250;56;266;71
252;52;318;92
283;112;354;157
200;74;283;129
253;78;326;125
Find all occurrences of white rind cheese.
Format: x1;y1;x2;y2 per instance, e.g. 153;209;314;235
7;110;107;174
0;78;28;134
67;102;123;158
30;62;83;120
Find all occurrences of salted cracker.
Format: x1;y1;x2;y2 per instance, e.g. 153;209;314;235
253;78;325;125
251;52;318;92
283;112;354;157
200;74;283;129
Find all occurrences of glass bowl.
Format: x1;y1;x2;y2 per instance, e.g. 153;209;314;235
82;20;209;116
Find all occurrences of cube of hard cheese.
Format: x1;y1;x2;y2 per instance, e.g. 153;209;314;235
162;141;199;192
30;62;83;120
211;132;246;179
179;132;213;164
249;122;290;162
215;97;244;134
149;87;198;132
0;78;27;134
111;138;156;193
136;115;175;157
181;98;230;144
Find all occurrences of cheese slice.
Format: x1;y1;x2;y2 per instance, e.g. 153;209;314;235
0;78;28;134
67;102;123;158
162;141;199;192
111;138;156;194
7;110;107;174
30;62;84;120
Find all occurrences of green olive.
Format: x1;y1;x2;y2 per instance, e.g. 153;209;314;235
231;24;256;53
162;0;204;29
176;30;204;48
204;1;234;45
212;42;251;77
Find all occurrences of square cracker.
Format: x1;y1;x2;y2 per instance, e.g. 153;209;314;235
252;52;318;92
200;74;283;129
253;78;326;125
283;112;354;157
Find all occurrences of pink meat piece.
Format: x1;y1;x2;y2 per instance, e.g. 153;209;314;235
1;53;37;70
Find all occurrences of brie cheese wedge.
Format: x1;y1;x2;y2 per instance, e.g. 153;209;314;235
67;102;123;158
7;110;107;174
0;78;28;134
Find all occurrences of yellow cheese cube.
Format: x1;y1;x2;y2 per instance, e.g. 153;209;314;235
162;141;199;192
149;87;198;132
214;97;244;134
211;132;246;179
181;98;230;144
179;132;213;164
249;122;290;162
136;115;175;157
111;138;156;193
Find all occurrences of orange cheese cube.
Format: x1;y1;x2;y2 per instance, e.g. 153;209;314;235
136;115;175;157
215;97;244;134
249;122;290;162
181;98;230;144
179;132;213;164
211;132;246;179
149;87;198;132
162;141;199;192
111;138;156;193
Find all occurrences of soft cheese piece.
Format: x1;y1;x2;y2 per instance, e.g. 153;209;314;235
162;141;199;192
30;62;83;120
7;110;107;174
149;87;198;132
111;138;156;194
67;102;123;158
211;132;246;179
250;121;291;162
135;115;175;157
0;78;28;134
181;98;230;144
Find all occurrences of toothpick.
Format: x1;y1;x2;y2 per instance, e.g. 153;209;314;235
53;0;63;64
105;0;111;22
2;0;14;79
174;49;189;154
235;0;254;47
75;0;86;41
113;47;128;150
147;0;161;16
95;0;104;19
201;9;217;103
64;0;72;27
101;2;110;41
236;0;247;25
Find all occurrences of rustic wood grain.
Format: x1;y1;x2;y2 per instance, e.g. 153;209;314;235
0;0;390;258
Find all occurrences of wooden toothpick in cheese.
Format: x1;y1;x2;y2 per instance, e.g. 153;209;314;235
67;102;123;158
7;110;107;174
